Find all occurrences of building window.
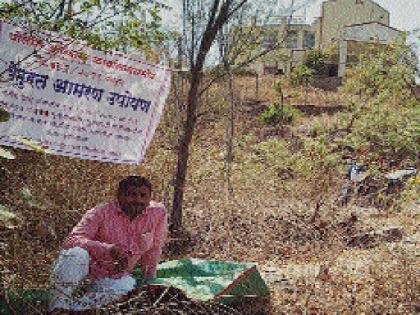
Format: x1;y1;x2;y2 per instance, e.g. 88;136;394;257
286;31;298;48
264;63;279;75
262;33;277;49
303;31;315;48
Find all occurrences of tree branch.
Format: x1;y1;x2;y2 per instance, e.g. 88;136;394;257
200;35;287;96
0;1;28;16
194;0;230;71
227;0;248;20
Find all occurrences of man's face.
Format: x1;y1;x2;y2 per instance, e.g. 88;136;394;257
118;185;151;218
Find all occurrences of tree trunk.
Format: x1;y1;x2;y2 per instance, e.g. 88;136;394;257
225;63;234;196
170;0;243;233
171;69;202;232
255;73;259;100
175;36;184;146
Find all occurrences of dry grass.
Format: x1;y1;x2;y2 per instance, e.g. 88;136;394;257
1;75;418;314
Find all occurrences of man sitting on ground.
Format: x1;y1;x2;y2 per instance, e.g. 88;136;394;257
49;176;167;312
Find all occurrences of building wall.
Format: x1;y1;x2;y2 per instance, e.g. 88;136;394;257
321;0;389;46
249;20;317;75
341;22;401;43
248;0;392;76
312;18;322;48
338;23;401;77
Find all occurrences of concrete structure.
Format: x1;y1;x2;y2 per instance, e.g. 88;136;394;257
254;16;317;75
338;22;402;77
252;0;399;78
319;0;389;46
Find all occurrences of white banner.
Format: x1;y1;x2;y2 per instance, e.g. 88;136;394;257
0;21;171;164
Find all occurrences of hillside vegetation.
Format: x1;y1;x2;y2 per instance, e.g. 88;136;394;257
0;41;419;314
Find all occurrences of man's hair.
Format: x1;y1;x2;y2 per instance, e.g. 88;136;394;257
118;176;152;195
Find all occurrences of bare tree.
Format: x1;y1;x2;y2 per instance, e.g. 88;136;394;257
171;0;249;232
170;0;318;232
216;4;280;196
218;25;235;195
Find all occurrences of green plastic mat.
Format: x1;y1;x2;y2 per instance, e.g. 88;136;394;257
134;258;269;304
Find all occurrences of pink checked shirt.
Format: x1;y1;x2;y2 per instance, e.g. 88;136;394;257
63;201;167;281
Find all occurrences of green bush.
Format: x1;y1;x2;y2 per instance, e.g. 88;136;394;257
253;139;291;168
292;135;340;177
260;103;302;125
289;65;314;87
304;48;329;75
342;100;417;167
250;139;294;180
260;79;302;125
340;37;419;169
342;37;417;102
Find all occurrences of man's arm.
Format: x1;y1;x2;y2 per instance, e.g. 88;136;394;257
139;207;168;280
63;205;113;259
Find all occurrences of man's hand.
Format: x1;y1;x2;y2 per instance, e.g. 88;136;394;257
109;245;129;274
72;277;93;299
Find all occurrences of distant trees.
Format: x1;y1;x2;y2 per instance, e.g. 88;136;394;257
0;0;168;52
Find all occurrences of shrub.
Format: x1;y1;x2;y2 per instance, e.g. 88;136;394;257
292;135;340;178
289;65;314;87
340;37;419;169
252;139;294;180
342;36;417;102
0;108;10;122
304;48;329;75
341;100;417;168
253;139;290;167
260;102;302;125
260;79;303;125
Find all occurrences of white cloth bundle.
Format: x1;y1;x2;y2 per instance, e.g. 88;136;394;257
48;247;136;311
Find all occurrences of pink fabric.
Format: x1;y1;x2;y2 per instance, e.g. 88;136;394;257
63;201;167;281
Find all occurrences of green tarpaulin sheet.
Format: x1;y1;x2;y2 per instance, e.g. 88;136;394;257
0;258;269;313
135;258;269;304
